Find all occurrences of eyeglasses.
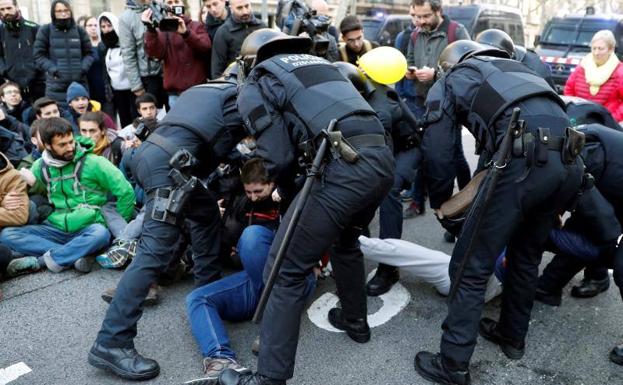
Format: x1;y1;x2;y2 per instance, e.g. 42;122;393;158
3;89;20;95
346;35;363;44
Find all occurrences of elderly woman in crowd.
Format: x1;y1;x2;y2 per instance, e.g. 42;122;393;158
564;29;623;124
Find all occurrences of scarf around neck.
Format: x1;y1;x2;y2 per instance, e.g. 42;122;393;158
581;52;620;95
42;149;71;168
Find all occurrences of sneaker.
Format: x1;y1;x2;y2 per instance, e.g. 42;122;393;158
97;239;137;269
404;201;424;218
101;284;160;307
399;190;413;202
182;358;251;384
73;257;92;273
6;256;41;277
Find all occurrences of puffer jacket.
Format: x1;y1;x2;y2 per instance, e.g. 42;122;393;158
144;15;211;93
564;61;623;122
31;136;135;233
0;152;29;227
118;0;163;93
33;0;94;104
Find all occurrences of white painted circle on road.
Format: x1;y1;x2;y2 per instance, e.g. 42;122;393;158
307;270;411;332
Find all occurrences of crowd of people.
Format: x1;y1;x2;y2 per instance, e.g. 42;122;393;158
1;0;623;384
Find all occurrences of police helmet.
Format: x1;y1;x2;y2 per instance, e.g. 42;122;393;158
333;62;375;96
513;45;527;61
475;29;515;57
239;28;313;74
438;40;510;71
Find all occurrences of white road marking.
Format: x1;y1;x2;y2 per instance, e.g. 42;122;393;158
307;270;411;332
0;362;32;385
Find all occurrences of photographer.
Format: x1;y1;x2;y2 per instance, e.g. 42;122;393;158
142;0;211;108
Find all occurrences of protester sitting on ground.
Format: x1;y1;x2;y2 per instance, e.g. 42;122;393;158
18;119;44;170
183;158;317;384
0;102;31;151
0;82;29;123
117;93;159;140
66;82;117;134
79;111;125;166
27;96;72;124
0;117;135;274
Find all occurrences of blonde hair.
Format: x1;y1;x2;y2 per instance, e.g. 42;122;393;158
591;30;616;50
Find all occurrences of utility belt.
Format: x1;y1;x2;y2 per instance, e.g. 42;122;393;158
146;132;203;225
511;126;585;166
298;131;386;169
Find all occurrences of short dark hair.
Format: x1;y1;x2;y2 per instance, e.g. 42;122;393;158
0;82;20;96
241;158;271;185
30;119;45;139
39;117;74;145
410;0;442;12
135;93;158;110
79;111;105;131
339;15;363;35
33;97;58;116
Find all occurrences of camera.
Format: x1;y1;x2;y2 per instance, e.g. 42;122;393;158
277;0;331;58
146;1;183;32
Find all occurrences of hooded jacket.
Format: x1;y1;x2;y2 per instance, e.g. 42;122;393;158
31;135;135;233
0;14;45;91
98;12;131;92
118;0;163;93
0;152;29;227
144;15;212;93
33;0;95;104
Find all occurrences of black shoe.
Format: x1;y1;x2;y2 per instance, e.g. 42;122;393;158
327;308;370;343
88;342;160;381
534;286;562;307
609;343;623;366
478;318;525;360
218;369;285;385
571;277;610;298
366;267;399;296
414;351;471;385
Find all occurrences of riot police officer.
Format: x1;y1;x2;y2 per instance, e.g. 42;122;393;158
218;29;394;385
335;61;421;296
414;41;584;385
88;72;245;380
476;28;556;89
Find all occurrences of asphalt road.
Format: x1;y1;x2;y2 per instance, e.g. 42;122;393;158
1;132;623;385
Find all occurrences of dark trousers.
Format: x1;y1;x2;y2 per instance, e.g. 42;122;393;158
95;142;222;348
257;147;394;380
141;75;168;110
454;128;471;190
440;150;583;369
112;89;137;128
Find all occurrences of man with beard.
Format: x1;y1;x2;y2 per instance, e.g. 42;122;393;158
0;0;46;103
0;117;134;274
210;0;265;78
33;0;95;106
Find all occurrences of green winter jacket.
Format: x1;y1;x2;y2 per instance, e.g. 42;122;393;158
31;136;135;233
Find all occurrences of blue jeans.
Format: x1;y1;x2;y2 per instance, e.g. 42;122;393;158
0;223;111;267
186;225;316;359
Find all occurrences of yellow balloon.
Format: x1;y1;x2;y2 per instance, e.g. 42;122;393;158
357;46;408;85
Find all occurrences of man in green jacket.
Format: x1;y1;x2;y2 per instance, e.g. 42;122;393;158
0;117;135;273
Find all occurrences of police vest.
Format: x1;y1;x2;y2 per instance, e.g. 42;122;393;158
160;81;238;145
578;123;623;165
252;54;376;137
366;83;402;133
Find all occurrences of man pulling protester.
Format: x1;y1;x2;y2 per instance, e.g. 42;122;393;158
216;29;394;385
414;40;585;385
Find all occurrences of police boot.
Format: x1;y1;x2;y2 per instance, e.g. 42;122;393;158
366;264;399;296
88;343;160;381
571;277;610;298
414;351;471;385
218;369;285;385
478;318;525;359
328;308;370;343
609;343;623;366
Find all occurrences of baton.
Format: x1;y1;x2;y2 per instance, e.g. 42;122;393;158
252;118;339;323
447;108;521;301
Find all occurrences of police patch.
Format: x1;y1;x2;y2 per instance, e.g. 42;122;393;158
272;54;329;72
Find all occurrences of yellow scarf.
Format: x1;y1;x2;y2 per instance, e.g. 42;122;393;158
93;134;110;156
581;52;620;95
